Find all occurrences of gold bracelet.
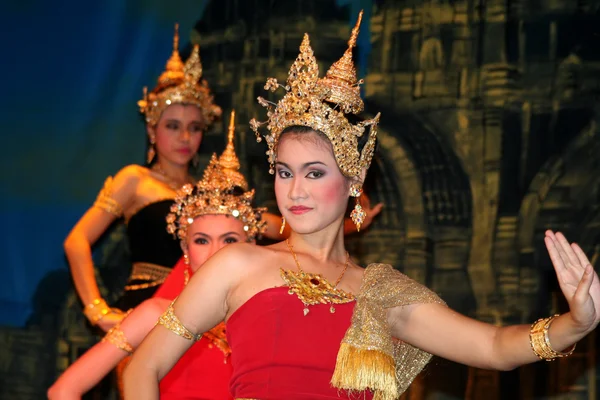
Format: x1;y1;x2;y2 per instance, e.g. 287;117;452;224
83;298;111;325
156;300;202;341
529;314;576;361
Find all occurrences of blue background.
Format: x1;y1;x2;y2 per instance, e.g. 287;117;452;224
0;0;369;326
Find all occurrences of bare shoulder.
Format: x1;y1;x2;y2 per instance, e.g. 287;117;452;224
208;242;275;271
99;164;147;196
113;164;147;184
95;165;147;210
200;243;282;288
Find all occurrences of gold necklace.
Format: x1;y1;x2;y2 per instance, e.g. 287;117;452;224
152;163;191;190
281;239;355;316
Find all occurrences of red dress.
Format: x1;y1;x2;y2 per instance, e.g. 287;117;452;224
154;257;233;400
226;286;374;400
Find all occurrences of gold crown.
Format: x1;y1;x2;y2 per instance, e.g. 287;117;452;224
219;111;247;190
138;24;222;127
166;111;266;241
249;11;380;177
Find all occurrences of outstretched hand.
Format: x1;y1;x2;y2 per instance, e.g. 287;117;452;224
545;230;600;332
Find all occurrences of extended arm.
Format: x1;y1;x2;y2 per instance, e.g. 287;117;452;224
64;167;138;330
47;298;168;399
388;231;599;371
122;243;247;399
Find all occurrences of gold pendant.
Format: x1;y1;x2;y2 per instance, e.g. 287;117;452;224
280;268;355;316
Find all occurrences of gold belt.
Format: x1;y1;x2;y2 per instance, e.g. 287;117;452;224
124;262;171;291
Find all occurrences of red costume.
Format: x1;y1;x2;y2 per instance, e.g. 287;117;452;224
226;286;374;400
155;257;233;400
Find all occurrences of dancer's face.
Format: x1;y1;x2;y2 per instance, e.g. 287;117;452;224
148;104;204;166
184;214;247;272
274;130;351;234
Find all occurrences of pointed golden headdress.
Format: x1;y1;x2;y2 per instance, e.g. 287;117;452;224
166;110;266;241
218;111;248;190
138;24;222;127
249;11;380;177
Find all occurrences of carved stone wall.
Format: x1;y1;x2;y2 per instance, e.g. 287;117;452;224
190;0;600;398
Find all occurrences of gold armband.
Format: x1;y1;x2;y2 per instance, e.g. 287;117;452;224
157;301;202;341
93;176;124;217
103;326;134;354
529;314;576;361
101;309;134;353
83;298;111;324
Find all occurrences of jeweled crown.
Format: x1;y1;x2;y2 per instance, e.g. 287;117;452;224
138;24;222;127
166;111;266;241
249;11;380;177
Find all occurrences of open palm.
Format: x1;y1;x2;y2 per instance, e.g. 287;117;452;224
545;230;600;330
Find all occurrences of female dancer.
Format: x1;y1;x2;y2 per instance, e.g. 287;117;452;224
49;117;263;399
123;12;599;400
63;24;222;331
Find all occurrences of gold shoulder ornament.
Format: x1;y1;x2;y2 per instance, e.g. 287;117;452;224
331;264;446;400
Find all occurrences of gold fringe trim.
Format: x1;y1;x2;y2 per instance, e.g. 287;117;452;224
331;343;398;400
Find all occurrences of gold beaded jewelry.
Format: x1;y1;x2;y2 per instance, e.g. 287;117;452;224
349;184;366;231
282;240;355;316
157;300;202;341
529;314;576;361
83;298;111;325
102;322;134;354
93;177;124;217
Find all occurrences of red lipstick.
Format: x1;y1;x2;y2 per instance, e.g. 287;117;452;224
288;206;313;215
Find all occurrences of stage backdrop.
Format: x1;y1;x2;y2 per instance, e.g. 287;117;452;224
1;0;600;399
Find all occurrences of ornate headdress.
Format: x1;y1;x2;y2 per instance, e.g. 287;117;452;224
249;11;380;177
166;111;266;241
138;24;222;127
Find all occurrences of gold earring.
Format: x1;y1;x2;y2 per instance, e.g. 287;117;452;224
183;253;189;265
147;146;156;164
279;217;286;235
147;136;156;164
349;184;366;232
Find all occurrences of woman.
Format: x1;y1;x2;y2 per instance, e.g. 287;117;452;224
49;120;264;399
63;24;222;331
124;13;596;400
